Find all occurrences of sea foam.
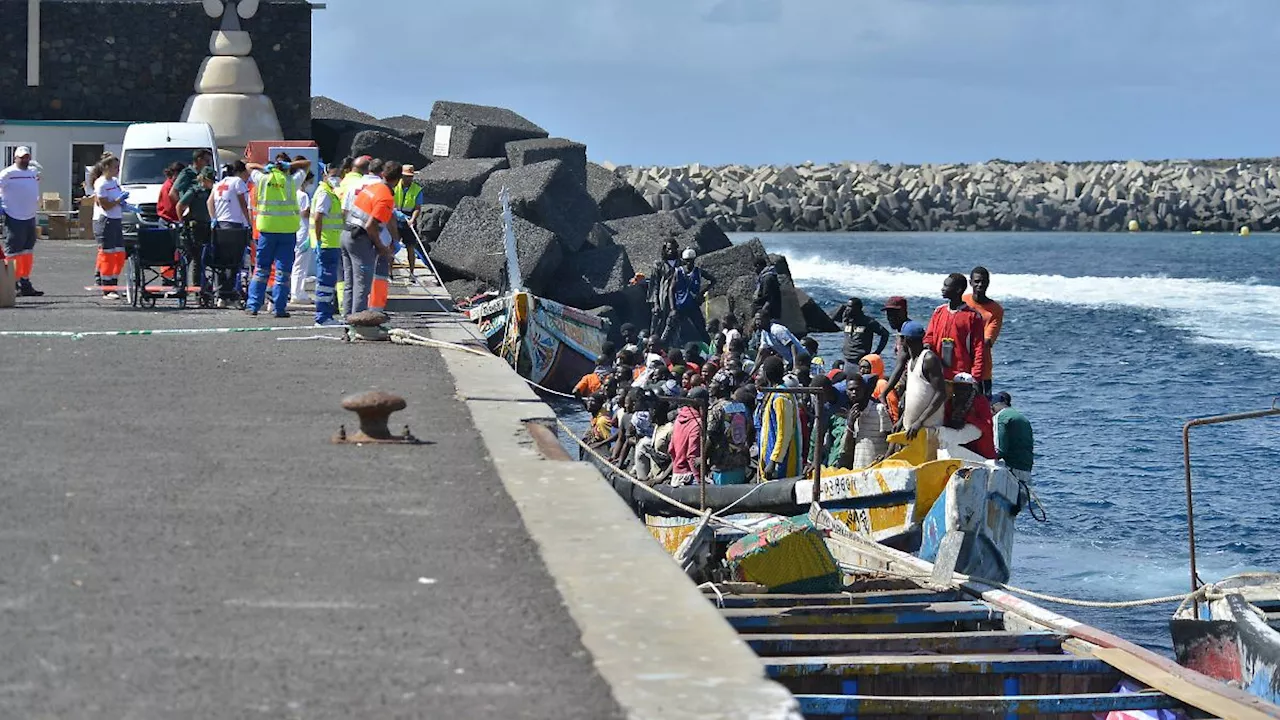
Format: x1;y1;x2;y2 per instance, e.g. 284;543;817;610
786;255;1280;359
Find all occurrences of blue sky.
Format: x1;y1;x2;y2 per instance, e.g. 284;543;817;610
312;0;1280;166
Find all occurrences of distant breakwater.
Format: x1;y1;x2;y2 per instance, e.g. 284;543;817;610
617;160;1280;232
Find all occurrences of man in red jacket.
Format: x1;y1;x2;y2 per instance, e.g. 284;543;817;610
924;273;987;381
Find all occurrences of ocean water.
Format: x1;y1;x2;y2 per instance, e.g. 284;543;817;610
753;231;1280;653
552;231;1280;654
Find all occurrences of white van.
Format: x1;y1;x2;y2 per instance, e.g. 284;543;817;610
118;122;219;236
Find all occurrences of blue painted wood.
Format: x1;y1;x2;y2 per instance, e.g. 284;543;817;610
796;691;1181;715
764;653;1115;678
1003;676;1020;720
743;630;1064;657
840;679;857;720
723;601;999;630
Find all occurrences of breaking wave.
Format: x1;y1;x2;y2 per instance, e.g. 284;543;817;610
786;256;1280;358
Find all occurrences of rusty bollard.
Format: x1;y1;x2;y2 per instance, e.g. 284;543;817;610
345;310;390;342
333;391;421;444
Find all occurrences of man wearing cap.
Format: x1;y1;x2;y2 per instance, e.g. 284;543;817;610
924;273;988;382
667;247;716;346
992;391;1033;485
0;147;43;296
831;297;890;367
393;166;424;274
938;372;995;461
900;320;946;441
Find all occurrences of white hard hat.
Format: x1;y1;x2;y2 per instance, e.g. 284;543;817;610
681;248;697;260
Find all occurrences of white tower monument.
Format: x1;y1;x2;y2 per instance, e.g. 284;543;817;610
182;0;284;157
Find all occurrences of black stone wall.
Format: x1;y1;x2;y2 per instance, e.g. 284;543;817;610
0;0;312;139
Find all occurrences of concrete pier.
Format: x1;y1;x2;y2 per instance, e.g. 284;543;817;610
0;243;798;719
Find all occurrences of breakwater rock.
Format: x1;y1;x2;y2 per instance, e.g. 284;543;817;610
619;160;1280;232
311;96;832;336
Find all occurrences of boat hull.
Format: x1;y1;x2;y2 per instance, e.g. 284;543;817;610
467;291;609;395
1172;586;1280;705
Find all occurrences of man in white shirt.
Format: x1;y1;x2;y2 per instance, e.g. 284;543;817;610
0;147;44;296
751;311;808;370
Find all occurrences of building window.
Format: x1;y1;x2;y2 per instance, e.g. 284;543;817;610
0;143;38;167
71;144;106;201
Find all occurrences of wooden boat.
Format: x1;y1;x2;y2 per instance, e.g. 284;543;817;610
465;291;609;396
704;512;1280;719
1171;573;1280;705
611;431;1020;584
1167;404;1280;705
460;187;609;396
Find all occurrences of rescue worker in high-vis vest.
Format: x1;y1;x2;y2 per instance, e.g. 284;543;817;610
393;165;424;273
310;165;346;327
342;162;398;317
335;155;369;310
366;162;403;312
246;155;311;317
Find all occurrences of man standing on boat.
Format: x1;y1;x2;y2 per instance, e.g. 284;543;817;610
991;391;1033;485
964;266;1004;396
831;297;890;367
757;356;803;481
924;273;988;382
900;321;946;441
880;296;913;421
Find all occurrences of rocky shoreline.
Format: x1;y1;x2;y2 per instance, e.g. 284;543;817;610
617;159;1280;233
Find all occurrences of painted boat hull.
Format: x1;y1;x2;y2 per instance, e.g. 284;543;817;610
1172;575;1280;705
466;291;609;396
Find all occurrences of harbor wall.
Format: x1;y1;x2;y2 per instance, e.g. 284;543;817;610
0;0;312;139
618;160;1280;232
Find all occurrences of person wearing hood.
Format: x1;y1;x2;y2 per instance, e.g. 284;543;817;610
669;387;708;486
937;372;996;462
751;254;782;322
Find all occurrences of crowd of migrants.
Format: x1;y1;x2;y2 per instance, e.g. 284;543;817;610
572;254;1034;489
0;148;430;327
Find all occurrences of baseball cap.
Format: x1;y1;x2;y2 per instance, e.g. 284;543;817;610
882;296;908;311
402;164;416;175
992;391;1012;406
681;248;697;260
14;146;31;158
952;372;977;385
900;320;926;339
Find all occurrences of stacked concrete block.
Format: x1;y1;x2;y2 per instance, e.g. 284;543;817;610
551;245;637;310
346;130;429;169
600;212;687;276
480;160;600;252
414;158;509;208
586;162;655;221
614;159;1280;232
506;138;588;187
422;101;549;160
431;197;564;297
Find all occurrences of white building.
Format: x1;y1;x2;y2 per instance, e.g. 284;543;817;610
0;119;130;208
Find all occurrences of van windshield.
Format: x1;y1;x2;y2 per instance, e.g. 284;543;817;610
120;148;207;185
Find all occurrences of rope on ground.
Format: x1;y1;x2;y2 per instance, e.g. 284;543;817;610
555;417;755;533
0;326;312;340
388;328;492;357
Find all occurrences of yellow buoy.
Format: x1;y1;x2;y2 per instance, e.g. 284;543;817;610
1240;225;1251;237
1127;219;1140;232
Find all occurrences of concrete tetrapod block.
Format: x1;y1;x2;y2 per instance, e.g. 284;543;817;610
183;93;282;149
423;101;549;160
194;56;264;94
550;245;636;310
505;138;587;186
601;212;686;277
587;162;655;221
480;160;600;253
346;130;429;169
695;237;769;323
412;204;453;251
795;286;839;333
681;218;733;254
414;158;509;208
210;30;252;56
432;196;563;296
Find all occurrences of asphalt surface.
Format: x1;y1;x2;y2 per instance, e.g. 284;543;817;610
0;242;624;719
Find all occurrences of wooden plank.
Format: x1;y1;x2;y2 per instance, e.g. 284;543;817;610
722;601;999;630
795;690;1181;716
744;630;1064;657
1090;646;1280;720
712;589;960;608
765;653;1115;678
